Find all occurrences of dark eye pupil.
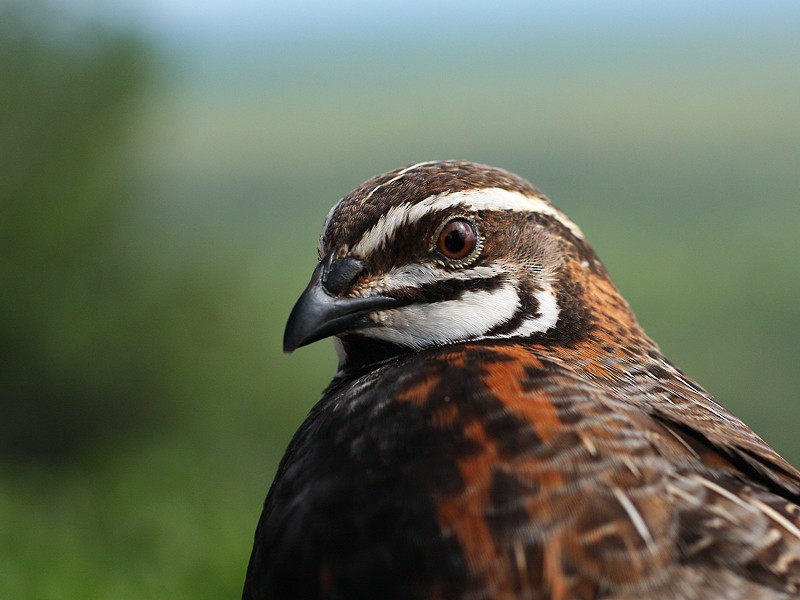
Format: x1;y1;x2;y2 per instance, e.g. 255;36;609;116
444;229;465;253
437;219;477;260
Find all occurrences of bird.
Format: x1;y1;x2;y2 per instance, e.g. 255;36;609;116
243;160;800;599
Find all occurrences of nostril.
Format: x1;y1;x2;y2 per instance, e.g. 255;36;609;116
322;257;366;296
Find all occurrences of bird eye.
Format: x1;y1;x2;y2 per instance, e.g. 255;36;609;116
436;218;478;260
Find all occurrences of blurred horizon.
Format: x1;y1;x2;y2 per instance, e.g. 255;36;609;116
2;1;799;598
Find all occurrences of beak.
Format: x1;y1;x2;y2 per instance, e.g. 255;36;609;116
283;253;399;353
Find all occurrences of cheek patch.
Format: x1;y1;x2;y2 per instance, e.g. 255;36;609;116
362;283;521;349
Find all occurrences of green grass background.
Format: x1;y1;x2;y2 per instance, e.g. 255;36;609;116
1;4;799;598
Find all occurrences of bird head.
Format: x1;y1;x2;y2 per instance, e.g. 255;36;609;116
284;160;637;370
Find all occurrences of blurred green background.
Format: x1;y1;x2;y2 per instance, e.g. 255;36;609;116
1;0;798;597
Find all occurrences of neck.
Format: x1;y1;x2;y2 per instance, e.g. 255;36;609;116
532;258;669;387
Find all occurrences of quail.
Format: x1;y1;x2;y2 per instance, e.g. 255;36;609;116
243;160;800;599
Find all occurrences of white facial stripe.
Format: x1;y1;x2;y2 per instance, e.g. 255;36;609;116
318;161;437;256
354;279;560;349
492;286;560;339
361;283;521;349
350;188;583;258
349;200;430;259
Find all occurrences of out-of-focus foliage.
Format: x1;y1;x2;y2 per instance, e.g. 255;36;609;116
0;2;166;459
0;5;309;598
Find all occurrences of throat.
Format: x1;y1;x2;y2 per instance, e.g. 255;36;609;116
335;334;412;372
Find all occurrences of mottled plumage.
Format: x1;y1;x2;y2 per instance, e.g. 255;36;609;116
244;161;800;599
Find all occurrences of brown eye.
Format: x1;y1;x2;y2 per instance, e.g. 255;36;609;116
436;219;478;260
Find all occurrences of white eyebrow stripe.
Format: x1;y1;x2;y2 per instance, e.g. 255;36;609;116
318;161;437;256
350;187;584;257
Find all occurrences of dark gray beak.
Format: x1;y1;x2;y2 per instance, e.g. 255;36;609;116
283;253;400;353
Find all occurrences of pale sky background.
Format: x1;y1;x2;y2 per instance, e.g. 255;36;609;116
51;0;800;44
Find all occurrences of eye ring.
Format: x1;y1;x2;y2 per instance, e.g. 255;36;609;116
435;218;479;261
